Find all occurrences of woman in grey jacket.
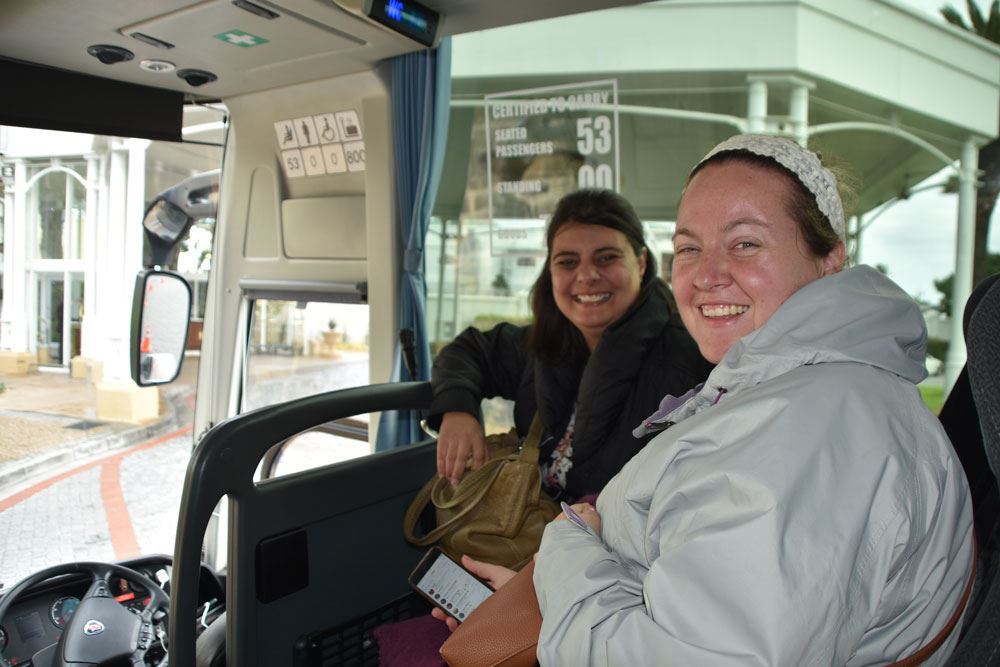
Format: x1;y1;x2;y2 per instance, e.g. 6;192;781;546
533;136;974;665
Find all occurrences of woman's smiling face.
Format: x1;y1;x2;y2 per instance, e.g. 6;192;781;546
671;160;844;364
550;221;647;351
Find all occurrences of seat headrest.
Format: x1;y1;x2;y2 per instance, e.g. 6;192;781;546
964;274;1000;340
966;274;1000;481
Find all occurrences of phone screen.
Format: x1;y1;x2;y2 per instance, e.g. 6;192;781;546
408;548;493;621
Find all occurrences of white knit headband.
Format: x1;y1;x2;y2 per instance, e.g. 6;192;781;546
696;134;846;242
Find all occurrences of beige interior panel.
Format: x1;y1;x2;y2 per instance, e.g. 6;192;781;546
244;166;281;258
281;196;367;259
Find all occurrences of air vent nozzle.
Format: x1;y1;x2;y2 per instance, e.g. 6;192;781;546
176;69;218;87
86;44;134;65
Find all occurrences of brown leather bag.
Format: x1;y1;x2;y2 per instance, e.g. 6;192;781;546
435;547;975;667
435;536;976;667
403;415;559;570
439;560;541;667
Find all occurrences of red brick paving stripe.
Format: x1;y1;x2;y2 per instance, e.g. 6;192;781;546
0;425;193;514
101;456;141;559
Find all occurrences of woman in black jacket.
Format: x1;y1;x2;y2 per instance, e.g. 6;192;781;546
430;189;712;499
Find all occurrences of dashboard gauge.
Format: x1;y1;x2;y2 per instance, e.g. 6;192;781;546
50;596;80;628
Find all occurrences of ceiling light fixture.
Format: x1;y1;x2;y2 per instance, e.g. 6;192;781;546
140;59;176;73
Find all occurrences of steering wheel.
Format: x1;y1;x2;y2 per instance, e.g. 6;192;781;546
0;561;169;667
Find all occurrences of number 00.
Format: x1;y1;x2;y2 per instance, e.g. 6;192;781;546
577;164;613;189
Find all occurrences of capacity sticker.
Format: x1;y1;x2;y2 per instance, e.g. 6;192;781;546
274;110;366;178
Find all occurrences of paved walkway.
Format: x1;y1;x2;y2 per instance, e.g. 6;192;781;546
0;352;374;589
0;363;198;588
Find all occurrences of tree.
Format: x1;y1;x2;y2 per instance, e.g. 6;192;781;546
940;0;1000;288
933;252;1000;313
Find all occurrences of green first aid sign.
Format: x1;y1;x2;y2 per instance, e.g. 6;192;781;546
214;29;269;47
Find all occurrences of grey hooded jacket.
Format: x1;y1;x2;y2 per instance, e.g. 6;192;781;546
534;266;974;666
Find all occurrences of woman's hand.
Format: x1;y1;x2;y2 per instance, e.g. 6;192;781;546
430;555;516;632
554;502;602;533
436;412;487;484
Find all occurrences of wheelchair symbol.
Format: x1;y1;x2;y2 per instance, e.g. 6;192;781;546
321;117;336;142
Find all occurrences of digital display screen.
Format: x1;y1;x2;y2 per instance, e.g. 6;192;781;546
414;553;491;620
365;0;439;47
15;612;44;641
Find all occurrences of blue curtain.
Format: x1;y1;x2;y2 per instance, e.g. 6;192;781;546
376;38;452;451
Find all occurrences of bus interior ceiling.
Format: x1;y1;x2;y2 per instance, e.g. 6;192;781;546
0;0;646;101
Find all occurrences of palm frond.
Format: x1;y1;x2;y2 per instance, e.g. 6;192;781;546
968;0;987;31
941;4;970;29
986;0;1000;43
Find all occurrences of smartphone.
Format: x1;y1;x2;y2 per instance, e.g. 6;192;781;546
408;547;493;622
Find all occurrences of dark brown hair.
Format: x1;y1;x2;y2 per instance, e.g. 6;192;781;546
528;189;668;362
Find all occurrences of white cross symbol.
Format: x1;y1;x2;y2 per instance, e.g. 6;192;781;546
225;33;258;46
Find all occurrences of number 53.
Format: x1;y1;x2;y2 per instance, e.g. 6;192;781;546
577;116;612;156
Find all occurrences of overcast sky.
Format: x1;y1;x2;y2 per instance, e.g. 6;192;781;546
862;0;999;304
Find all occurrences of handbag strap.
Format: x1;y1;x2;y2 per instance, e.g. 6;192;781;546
435;414;545;511
518;413;544;463
403;413;545;546
889;532;977;667
431;457;506;509
402;475;438;546
403;462;505;546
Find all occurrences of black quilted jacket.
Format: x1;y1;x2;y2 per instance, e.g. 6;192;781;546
428;281;713;499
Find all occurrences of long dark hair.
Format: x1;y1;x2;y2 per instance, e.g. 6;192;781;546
528;189;667;362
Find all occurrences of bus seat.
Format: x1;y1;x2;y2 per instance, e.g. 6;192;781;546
172;381;436;667
944;273;1000;665
939;274;1000;526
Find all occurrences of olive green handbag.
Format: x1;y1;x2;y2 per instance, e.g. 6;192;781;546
403;415;560;570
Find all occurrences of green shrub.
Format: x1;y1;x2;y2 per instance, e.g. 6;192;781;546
927;338;948;364
919;384;945;415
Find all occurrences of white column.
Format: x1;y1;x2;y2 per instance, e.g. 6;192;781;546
851;214;863;265
1;164;15;350
747;79;768;133
100;141;131;381
789;84;810;146
101;138;150;383
123;139;149;278
1;160;29;351
81;155;100;358
944;137;978;393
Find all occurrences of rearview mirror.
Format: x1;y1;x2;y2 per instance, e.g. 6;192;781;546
142;169;219;268
131;269;192;386
144;198;192;244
